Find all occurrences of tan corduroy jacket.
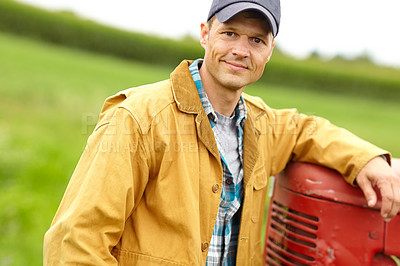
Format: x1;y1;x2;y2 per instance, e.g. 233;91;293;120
44;60;388;265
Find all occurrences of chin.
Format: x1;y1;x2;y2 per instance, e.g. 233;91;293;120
223;81;247;91
220;75;249;89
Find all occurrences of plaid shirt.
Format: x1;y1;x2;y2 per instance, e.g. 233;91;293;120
189;59;247;265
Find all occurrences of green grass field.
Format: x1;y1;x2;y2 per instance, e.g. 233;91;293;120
1;31;399;265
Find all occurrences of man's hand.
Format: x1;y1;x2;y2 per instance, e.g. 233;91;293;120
356;156;400;222
392;158;400;178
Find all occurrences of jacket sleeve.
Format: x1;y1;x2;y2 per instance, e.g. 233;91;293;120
43;106;149;265
270;109;390;185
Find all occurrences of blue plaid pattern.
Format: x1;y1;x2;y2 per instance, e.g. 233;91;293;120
189;59;247;265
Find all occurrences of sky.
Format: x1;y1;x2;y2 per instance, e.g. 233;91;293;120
16;0;400;68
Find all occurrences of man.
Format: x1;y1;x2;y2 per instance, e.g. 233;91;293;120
44;0;400;265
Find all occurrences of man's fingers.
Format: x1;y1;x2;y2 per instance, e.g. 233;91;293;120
387;158;400;220
375;172;400;221
357;175;377;208
384;179;400;220
389;186;400;219
376;179;394;220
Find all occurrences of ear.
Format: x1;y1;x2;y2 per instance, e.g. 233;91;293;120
200;22;209;49
266;39;277;62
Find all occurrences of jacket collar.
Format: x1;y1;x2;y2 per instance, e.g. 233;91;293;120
170;60;204;115
170;60;221;160
170;60;261;184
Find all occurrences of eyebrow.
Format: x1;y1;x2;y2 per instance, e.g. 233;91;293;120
220;25;269;40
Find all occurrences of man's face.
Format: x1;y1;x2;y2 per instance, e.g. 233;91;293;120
200;12;276;92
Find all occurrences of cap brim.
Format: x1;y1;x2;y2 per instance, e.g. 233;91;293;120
215;2;278;37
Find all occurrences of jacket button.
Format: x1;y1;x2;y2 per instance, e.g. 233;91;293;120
212;184;219;193
201;242;209;252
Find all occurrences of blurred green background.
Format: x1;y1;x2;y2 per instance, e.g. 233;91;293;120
0;1;399;265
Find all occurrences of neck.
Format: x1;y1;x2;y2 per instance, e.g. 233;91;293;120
199;66;244;117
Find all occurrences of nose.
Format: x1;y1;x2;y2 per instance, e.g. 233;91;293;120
231;37;250;58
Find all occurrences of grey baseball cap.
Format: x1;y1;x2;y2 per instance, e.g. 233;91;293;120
207;0;281;37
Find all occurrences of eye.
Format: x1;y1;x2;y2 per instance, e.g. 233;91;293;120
252;37;264;44
224;31;236;37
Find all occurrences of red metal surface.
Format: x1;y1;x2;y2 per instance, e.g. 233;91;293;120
385;216;400;257
264;162;400;265
277;162;382;209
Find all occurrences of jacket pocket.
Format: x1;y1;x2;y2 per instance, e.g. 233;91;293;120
253;163;268;190
253;174;268;190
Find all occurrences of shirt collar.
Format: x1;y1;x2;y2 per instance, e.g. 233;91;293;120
189;59;247;127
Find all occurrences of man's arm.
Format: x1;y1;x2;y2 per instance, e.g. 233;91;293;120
44;107;149;265
356;156;400;221
277;110;398;220
267;108;399;221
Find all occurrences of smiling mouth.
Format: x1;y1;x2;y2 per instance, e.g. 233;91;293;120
224;61;248;71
